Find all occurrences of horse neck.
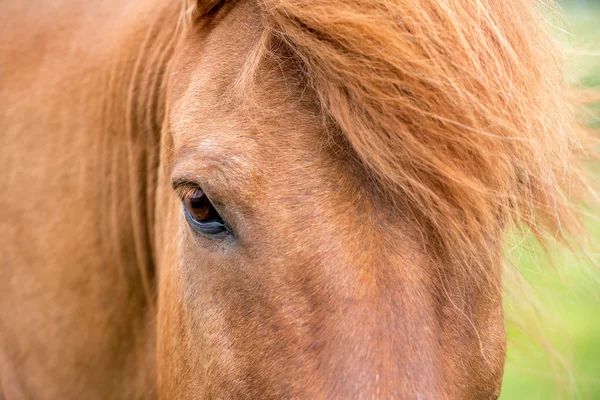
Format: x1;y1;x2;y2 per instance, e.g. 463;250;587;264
100;1;183;304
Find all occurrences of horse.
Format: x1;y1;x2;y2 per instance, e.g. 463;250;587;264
0;0;593;398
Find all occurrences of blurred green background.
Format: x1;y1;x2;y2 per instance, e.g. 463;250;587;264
500;1;600;398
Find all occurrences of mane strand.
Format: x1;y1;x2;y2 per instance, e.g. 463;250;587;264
251;0;596;275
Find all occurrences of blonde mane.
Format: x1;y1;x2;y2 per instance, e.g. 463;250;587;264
189;0;596;276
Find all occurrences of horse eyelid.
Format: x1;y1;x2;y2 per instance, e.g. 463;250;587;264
173;182;202;201
171;177;200;198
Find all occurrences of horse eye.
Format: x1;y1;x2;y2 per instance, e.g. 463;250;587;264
182;189;228;236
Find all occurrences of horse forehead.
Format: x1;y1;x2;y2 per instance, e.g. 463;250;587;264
170;64;320;176
174;133;261;177
172;1;262;104
169;65;260;160
168;1;336;190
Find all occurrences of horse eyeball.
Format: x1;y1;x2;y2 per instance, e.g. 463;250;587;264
182;189;228;236
184;189;213;221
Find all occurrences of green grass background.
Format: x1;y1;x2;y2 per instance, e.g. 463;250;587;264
500;2;600;399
